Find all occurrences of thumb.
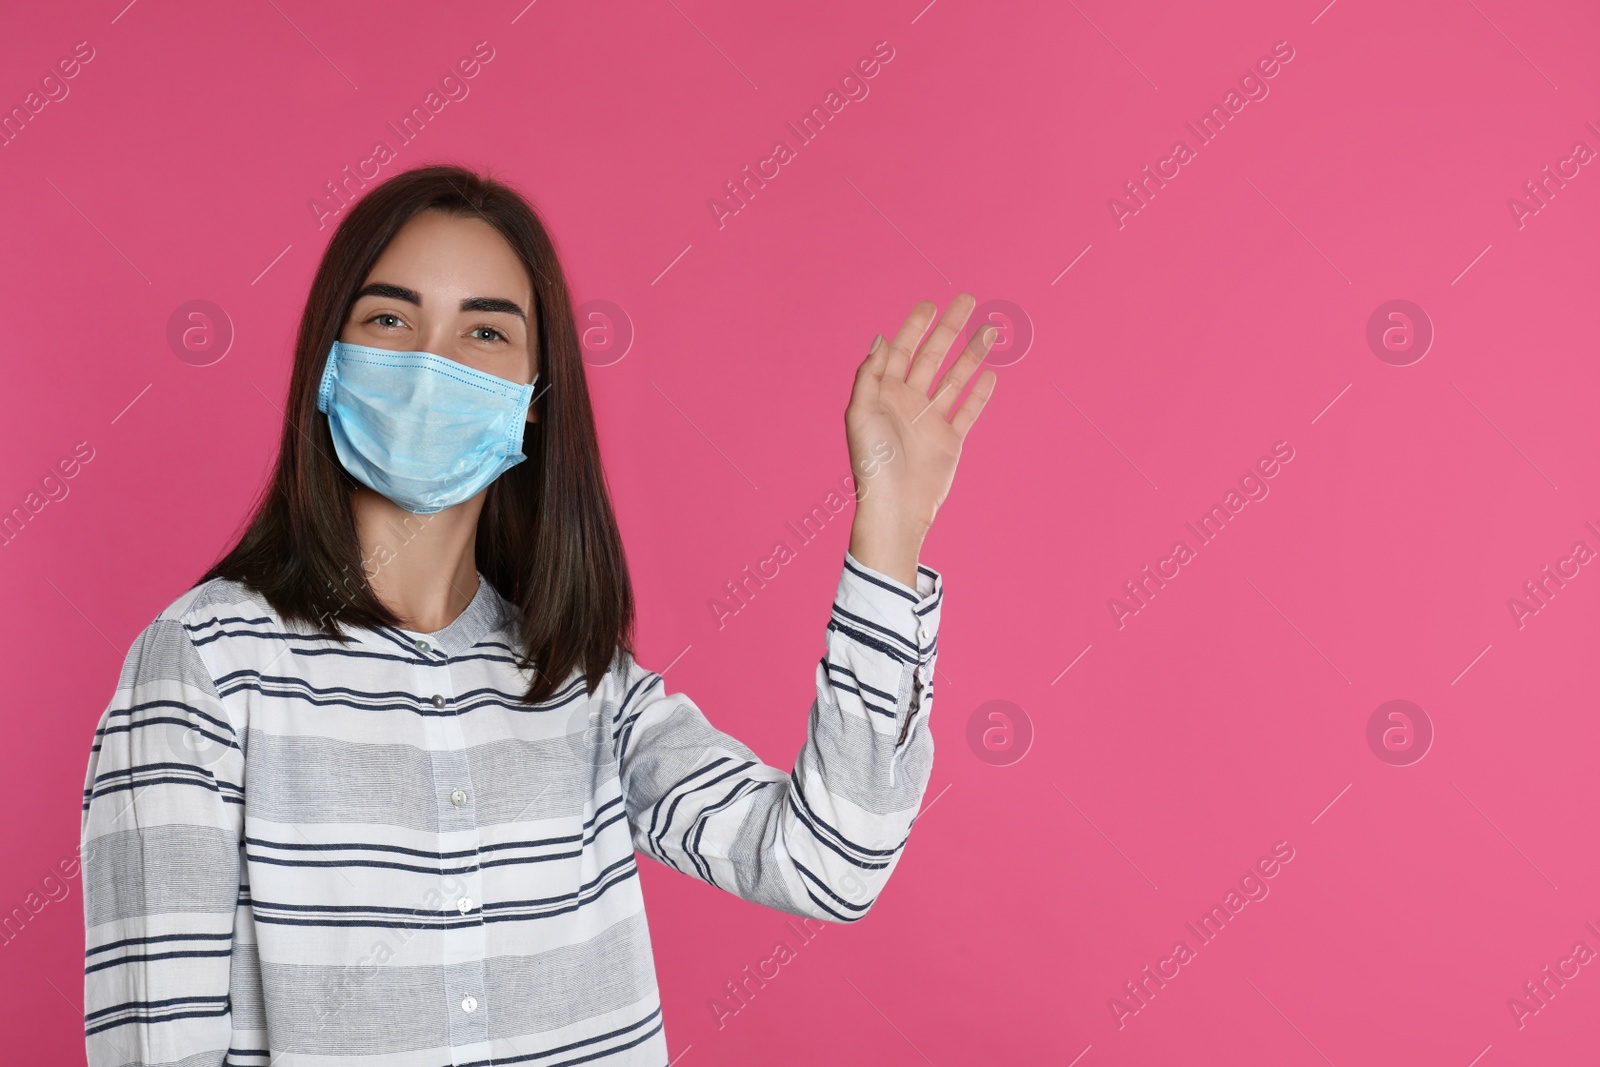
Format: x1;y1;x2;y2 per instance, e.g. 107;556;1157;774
855;333;888;387
863;332;888;372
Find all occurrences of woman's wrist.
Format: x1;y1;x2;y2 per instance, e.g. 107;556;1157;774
847;504;925;590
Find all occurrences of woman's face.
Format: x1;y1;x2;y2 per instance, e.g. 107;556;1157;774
340;208;540;420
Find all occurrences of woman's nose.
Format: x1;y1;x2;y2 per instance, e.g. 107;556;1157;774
416;325;459;362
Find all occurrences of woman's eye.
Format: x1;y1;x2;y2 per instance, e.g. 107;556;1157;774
371;313;404;329
471;326;506;343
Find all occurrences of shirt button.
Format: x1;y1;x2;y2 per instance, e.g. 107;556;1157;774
917;624;929;642
461;995;478;1013
432;694;447;709
414;639;430;653
458;896;474;914
450;789;468;807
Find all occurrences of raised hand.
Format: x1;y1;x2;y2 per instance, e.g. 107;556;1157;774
845;293;998;588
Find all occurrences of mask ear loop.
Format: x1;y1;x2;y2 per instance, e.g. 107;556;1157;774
518;375;544;455
527;372;545;424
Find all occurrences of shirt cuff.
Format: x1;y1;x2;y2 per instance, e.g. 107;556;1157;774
837;550;943;661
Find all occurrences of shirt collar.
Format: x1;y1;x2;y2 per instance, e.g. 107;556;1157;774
384;571;514;660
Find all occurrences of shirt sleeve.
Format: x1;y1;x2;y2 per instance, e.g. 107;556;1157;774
80;615;245;1066
612;549;942;923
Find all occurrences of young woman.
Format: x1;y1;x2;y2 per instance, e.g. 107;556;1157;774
80;165;996;1066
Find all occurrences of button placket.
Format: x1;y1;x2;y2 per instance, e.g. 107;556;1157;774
914;613;936;703
895;610;935;757
411;648;490;1061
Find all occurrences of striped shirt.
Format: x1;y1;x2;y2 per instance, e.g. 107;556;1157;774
80;550;942;1066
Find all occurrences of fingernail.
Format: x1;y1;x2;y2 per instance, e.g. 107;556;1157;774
870;333;885;355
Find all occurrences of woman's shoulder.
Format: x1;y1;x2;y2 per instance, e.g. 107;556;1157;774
125;577;286;666
601;645;668;706
150;575;276;630
108;578;280;698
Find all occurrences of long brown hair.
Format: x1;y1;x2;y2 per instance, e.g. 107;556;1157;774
201;164;634;704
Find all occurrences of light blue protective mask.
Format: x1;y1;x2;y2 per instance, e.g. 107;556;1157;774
316;341;538;514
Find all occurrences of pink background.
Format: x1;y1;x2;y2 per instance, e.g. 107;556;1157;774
3;0;1598;1063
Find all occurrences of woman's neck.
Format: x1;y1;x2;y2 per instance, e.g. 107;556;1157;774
349;486;484;634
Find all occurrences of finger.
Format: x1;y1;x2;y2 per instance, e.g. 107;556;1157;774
949;368;997;439
882;299;938;383
906;293;976;395
927;323;996;420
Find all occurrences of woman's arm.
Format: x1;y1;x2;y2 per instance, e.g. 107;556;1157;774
613;296;991;919
80;614;245;1066
613;548;942;921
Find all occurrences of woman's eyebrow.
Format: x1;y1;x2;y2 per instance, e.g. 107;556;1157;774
353;283;422;305
351;285;525;322
461;296;527;322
